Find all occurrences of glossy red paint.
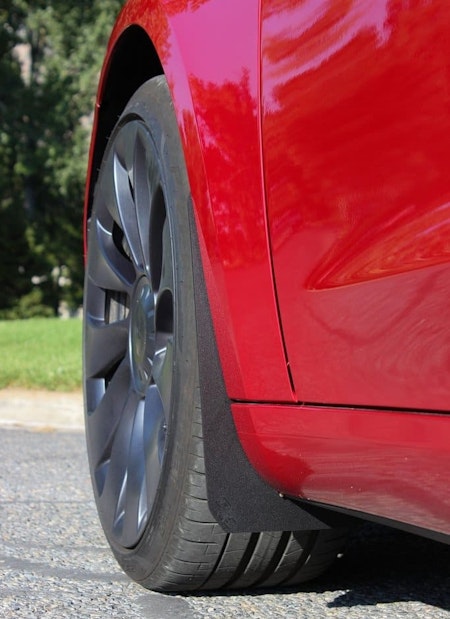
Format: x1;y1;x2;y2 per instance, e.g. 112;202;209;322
262;0;450;409
233;402;450;536
85;0;450;538
86;0;294;402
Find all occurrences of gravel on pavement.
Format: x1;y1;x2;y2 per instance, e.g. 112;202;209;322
0;390;449;618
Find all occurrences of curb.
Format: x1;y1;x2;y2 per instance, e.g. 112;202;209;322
0;389;84;431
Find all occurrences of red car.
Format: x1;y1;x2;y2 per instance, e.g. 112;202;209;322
83;0;450;592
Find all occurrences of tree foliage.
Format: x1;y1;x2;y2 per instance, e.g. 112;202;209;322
0;0;123;317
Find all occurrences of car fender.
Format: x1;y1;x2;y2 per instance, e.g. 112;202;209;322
84;0;294;403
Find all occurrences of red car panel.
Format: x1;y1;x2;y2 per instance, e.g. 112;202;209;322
262;0;450;409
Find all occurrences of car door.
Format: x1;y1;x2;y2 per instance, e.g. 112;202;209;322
261;0;450;410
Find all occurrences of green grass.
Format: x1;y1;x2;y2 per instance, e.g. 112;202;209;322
0;318;82;391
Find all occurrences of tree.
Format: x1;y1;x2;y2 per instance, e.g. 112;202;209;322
0;0;123;316
0;1;34;313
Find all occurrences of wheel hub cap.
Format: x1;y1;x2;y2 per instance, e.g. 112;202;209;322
130;277;155;396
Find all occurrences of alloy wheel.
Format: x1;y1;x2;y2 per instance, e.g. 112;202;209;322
84;119;174;549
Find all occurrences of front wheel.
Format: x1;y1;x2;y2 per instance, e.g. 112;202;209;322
83;76;346;591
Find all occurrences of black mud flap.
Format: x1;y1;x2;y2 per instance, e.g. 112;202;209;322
189;200;352;533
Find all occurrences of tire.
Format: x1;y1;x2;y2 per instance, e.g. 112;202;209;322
83;76;346;592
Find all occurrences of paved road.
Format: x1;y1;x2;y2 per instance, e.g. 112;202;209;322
0;422;449;618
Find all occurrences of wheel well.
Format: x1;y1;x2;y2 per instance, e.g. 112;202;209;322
88;25;163;210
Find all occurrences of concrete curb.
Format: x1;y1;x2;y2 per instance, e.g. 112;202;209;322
0;389;84;431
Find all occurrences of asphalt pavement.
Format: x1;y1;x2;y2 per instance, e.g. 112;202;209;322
0;390;449;618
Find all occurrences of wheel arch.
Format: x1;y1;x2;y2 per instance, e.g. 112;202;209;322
85;25;163;219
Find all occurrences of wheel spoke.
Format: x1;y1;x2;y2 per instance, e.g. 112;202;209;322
95;155;122;228
98;388;142;541
84;315;129;378
87;218;134;293
121;401;149;544
143;385;166;506
152;338;173;415
158;217;174;294
87;360;131;489
113;150;146;272
133;126;161;281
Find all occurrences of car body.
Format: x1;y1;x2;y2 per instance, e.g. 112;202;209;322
83;0;450;591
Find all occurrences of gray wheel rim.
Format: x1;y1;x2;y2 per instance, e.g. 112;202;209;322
84;119;174;548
